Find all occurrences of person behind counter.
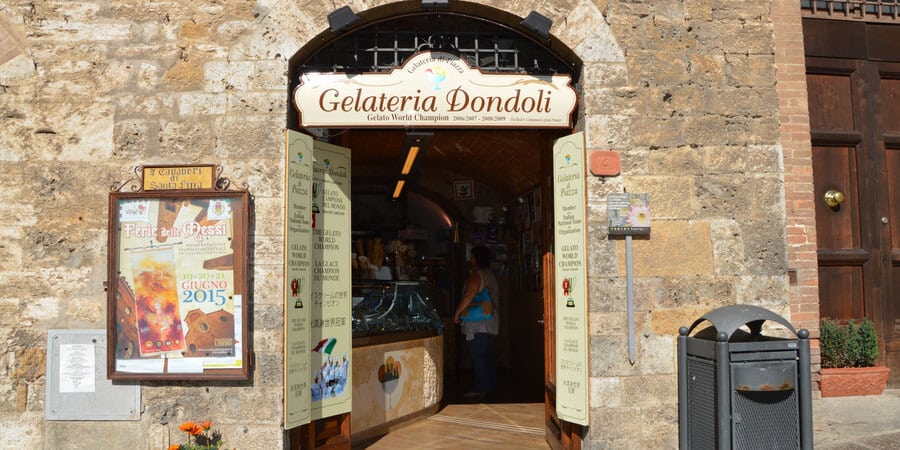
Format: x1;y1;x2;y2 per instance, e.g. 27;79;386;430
453;245;499;400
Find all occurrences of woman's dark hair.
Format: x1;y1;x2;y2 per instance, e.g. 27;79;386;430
471;245;492;269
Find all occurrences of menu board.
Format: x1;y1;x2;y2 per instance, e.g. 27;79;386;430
310;140;353;419
552;132;589;425
107;189;250;380
284;130;314;428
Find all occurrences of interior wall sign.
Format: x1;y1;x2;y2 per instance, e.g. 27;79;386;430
294;51;578;128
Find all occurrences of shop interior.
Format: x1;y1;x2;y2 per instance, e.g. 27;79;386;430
333;126;569;403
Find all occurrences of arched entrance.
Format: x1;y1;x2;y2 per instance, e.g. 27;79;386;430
286;4;584;448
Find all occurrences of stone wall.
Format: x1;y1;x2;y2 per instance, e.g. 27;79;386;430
0;1;796;448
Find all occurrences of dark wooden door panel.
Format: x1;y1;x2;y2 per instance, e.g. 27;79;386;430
806;26;899;387
812;145;862;250
818;266;866;320
808;73;856;131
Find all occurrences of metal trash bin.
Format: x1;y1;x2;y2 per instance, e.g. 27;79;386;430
677;305;813;450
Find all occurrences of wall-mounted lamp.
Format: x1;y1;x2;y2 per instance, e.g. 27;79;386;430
521;11;552;38
328;6;359;32
392;179;406;199
422;0;449;8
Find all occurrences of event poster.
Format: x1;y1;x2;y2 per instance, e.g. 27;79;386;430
310;139;352;420
552;132;589;426
114;196;240;370
284;130;314;429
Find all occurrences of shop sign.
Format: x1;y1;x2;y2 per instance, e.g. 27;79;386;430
143;165;216;191
294;51;577;128
552;132;589;426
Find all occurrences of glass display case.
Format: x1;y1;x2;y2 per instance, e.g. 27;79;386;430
352;280;444;341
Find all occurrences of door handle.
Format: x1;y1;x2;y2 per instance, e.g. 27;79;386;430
824;189;844;208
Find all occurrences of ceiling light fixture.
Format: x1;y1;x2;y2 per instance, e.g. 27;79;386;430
392;179;406;199
401;146;420;175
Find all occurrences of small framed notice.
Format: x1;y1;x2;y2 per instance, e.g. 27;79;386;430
108;169;251;381
607;193;651;236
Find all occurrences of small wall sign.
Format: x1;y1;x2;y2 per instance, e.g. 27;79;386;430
607;193;651;236
143;165;216;191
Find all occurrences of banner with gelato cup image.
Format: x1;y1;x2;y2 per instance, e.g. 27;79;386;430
108;190;250;380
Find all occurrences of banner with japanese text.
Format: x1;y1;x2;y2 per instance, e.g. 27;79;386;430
310;139;352;419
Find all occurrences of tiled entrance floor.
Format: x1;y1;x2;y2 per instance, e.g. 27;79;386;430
355;402;547;449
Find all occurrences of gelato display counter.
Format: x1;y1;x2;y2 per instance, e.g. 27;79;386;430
350;281;444;441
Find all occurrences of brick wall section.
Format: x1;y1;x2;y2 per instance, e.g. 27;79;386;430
771;1;821;372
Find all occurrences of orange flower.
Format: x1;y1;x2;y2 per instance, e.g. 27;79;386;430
179;421;197;433
190;424;203;436
168;445;181;450
200;420;212;430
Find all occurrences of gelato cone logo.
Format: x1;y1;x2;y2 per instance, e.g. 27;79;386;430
425;66;447;90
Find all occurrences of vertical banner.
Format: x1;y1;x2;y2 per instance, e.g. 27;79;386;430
310;140;352;419
553;132;589;426
284;131;314;429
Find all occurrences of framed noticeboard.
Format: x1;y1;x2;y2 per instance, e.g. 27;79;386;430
107;189;251;380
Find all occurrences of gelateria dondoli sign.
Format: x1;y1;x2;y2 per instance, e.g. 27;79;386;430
294;51;577;128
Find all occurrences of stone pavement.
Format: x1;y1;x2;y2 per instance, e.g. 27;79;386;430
813;389;900;449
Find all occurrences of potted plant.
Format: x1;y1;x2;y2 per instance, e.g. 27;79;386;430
819;318;890;397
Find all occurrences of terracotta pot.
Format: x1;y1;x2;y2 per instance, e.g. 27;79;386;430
819;366;890;397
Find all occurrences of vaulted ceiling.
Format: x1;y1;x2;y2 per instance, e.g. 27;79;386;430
345;128;566;202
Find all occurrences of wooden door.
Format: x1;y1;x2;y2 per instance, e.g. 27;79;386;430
543;135;585;449
805;19;900;385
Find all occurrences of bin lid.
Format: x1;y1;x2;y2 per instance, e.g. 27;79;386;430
686;305;798;341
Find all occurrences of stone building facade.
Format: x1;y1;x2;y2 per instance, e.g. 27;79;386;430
0;0;846;448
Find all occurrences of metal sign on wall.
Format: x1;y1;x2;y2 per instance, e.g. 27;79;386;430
294;51;577;128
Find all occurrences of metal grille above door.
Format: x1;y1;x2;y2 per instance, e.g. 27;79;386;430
301;13;574;75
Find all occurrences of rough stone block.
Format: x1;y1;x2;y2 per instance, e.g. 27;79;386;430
622;374;678;407
250;263;284;306
590;376;622;407
204;60;287;93
45;420;143;449
64;297;105;324
178;93;228;116
736;275;789;304
113;119;150;159
616;220;713;277
0;411;42;448
710;219;746;275
623;176;695;219
250;197;284;236
159;119;214;158
646;146;704;176
639;334;675;375
650;308;710;336
590;335;640;377
214;116;284;159
586;114;632;147
658;276;737;309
